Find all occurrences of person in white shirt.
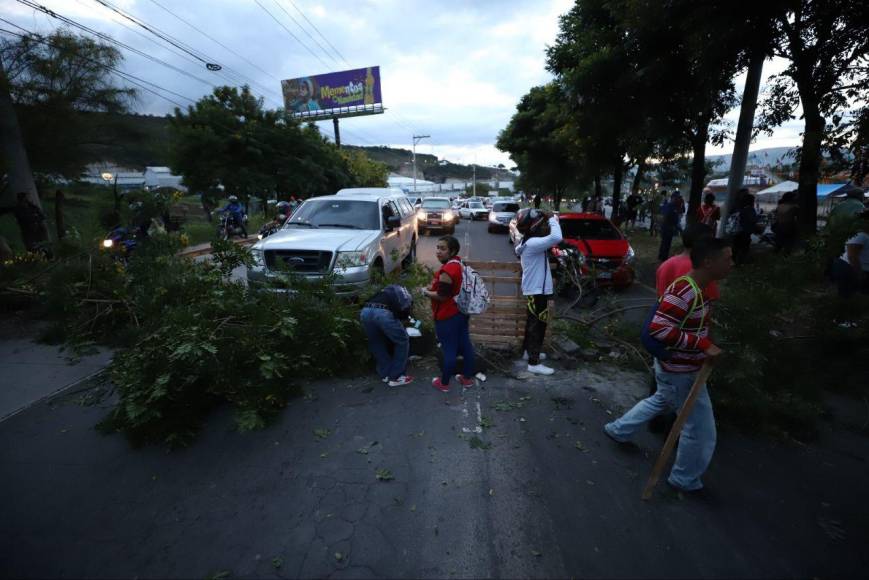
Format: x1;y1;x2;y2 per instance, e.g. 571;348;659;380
831;212;869;298
514;209;563;375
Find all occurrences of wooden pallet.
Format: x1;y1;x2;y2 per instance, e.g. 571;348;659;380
465;261;553;351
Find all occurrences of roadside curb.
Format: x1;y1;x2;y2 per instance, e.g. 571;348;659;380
0;365;110;425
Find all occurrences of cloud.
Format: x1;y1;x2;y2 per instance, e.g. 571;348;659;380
0;0;805;165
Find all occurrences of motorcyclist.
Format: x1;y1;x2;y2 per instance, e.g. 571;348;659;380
258;201;291;239
216;195;247;238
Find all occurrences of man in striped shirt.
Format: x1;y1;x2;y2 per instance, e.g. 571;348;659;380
605;238;733;493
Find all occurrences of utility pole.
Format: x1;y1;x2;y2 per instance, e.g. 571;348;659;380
718;49;764;238
412;134;430;194
472;163;476;198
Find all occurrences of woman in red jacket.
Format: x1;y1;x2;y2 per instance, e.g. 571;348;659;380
420;235;476;392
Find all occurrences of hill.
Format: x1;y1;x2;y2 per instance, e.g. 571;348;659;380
344;145;515;183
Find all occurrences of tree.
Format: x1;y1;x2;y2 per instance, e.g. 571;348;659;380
1;30;134;251
340;149;388;187
496;83;578;210
169;86;350;207
760;0;869;232
1;30;135;179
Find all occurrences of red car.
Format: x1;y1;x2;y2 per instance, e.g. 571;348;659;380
554;212;636;289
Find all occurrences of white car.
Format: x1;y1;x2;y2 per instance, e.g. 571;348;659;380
488;201;520;233
459;201;489;221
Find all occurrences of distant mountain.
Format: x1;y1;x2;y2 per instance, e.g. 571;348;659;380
344;145;515;183
706;147;799;173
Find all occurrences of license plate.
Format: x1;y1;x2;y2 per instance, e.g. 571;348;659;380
428;220;441;225
598;271;612;279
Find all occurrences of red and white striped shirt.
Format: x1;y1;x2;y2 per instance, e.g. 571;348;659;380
648;277;712;373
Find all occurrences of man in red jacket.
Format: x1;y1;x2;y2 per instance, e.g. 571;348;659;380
605;238;733;493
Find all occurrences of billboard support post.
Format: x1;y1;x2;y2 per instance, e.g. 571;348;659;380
412;134;430;193
333;117;341;148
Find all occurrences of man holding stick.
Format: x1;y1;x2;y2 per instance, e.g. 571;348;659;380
604;238;733;493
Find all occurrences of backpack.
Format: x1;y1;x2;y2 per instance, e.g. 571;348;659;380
724;211;743;236
640;276;705;360
382;284;413;314
448;259;490;315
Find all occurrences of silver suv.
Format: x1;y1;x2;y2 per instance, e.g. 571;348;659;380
247;188;418;294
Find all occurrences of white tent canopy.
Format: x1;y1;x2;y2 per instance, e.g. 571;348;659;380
755;180;798;202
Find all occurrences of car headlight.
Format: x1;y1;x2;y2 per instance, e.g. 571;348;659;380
251;248;265;267
443;210;454;222
102;239;114;248
625;245;636;264
335;251;368;268
489;213;497;222
417;210;427;221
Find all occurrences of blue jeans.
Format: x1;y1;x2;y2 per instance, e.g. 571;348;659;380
360;307;409;381
605;361;716;491
435;313;475;385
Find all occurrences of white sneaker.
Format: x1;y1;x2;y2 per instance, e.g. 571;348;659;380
388;375;414;387
522;351;547;361
382;377;389;383
527;363;555;376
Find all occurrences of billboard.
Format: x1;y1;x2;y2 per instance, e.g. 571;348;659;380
281;66;382;119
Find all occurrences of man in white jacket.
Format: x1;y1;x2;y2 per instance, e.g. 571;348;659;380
514;209;562;375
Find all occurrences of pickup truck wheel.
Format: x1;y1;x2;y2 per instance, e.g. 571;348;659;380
402;238;417;269
370;260;384;282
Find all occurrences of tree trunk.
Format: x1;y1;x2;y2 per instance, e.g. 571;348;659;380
688;116;710;224
631;158;647;195
719;49;764;237
55;190;65;239
796;99;822;234
594;172;601;198
0;58;50;251
611;156;624;217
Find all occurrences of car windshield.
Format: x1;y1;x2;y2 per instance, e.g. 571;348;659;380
421;199;450;209
493;203;519;212
287;199;380;230
560;218;622;240
469;202;483;208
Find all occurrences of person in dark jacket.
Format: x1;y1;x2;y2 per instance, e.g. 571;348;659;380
360;284;414;387
732;191;760;265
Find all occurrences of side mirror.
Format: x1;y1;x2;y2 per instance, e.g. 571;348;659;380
386;215;401;230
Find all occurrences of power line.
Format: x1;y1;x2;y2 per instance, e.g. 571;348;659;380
252;0;331;71
0;22;193;108
271;0;340;68
148;0;279;82
16;0;217;87
89;0;281;102
284;0;350;67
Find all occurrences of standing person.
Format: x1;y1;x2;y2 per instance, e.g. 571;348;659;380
656;223;721;301
625;192;643;230
360;284;415;387
731;191;760;265
830;211;869;299
648;193;662;237
673;191;686;232
697;193;721;232
533;193;542;209
828;189;866;228
772;191;800;253
657;191;680;262
514;209;563;375
421;236;476;392
581;196;591;213
605;238;733;493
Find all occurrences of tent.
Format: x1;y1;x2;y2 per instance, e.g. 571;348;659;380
755;180;798;203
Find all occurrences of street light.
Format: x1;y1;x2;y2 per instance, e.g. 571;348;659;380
412;134;430;194
101;171;119;211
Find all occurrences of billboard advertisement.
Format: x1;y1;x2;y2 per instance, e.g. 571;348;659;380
281;66;382;117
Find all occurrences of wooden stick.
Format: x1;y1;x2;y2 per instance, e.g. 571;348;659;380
641;361;715;500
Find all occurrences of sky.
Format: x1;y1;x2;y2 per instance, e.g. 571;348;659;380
1;0;806;168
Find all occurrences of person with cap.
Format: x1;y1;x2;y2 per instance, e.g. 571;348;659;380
514;208;563;375
216;195;247;238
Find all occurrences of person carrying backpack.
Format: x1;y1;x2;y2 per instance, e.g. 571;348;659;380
421;235;477;392
605;238;733;493
360;284;414;387
514;209;563;375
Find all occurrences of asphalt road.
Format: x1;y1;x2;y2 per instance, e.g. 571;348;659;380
417;216;518;268
2;213;867;578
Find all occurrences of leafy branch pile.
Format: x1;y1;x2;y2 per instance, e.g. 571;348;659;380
4;235;369;446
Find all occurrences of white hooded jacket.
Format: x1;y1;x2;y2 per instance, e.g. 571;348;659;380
514;216;563;296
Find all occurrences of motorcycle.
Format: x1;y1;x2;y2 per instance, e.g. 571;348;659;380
257;214;288;240
101;226;139;262
550;242;599;309
216;211;248;240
